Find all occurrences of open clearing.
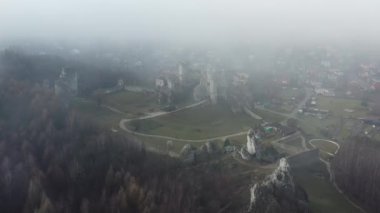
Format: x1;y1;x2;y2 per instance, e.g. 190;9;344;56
253;108;287;123
127;103;260;140
298;115;345;139
105;91;159;118
72;98;120;129
316;96;368;118
276;87;306;113
293;161;361;213
310;139;339;154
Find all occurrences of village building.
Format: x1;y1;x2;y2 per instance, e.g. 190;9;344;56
315;88;335;97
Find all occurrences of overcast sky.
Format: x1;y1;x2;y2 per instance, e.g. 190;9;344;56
1;0;380;44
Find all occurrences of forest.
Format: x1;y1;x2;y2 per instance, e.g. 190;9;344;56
333;137;380;213
0;78;236;212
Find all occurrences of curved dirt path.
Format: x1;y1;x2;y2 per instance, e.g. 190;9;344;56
119;100;249;143
308;139;340;156
119;100;251;143
119;122;247;143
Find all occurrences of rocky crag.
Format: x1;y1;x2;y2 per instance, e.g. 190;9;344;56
248;158;310;213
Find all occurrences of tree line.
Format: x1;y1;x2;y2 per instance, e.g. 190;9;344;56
332;136;380;213
0;78;240;212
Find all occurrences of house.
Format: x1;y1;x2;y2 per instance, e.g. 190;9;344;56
315;88;335;97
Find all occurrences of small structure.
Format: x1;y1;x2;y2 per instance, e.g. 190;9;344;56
315;88;335;97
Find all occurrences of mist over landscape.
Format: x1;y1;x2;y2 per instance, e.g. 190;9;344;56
2;0;380;44
1;1;380;213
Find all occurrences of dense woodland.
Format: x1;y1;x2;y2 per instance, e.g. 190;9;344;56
332;137;380;213
0;78;238;212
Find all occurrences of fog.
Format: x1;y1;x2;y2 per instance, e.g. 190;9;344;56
1;0;380;44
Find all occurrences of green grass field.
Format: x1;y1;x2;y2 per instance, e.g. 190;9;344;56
280;87;305;100
72;99;121;129
105;91;159;117
317;96;368;118
253;108;286;123
293;161;361;213
128;104;260;140
276;88;305;113
310;140;339;154
298;116;339;138
282;137;303;148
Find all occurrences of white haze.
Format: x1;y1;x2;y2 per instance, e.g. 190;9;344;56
1;0;380;44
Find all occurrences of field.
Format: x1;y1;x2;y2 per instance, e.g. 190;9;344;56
298;96;371;141
282;137;304;148
316;96;368;118
105;91;159;118
298;116;338;138
293;161;361;213
253;108;286;123
72;95;365;213
72;98;121;129
276;87;306;113
310;140;339;154
127;103;260;140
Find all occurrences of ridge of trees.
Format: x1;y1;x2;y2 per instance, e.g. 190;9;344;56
0;80;235;212
332;137;380;213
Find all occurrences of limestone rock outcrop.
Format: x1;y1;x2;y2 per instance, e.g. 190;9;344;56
248;158;310;213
